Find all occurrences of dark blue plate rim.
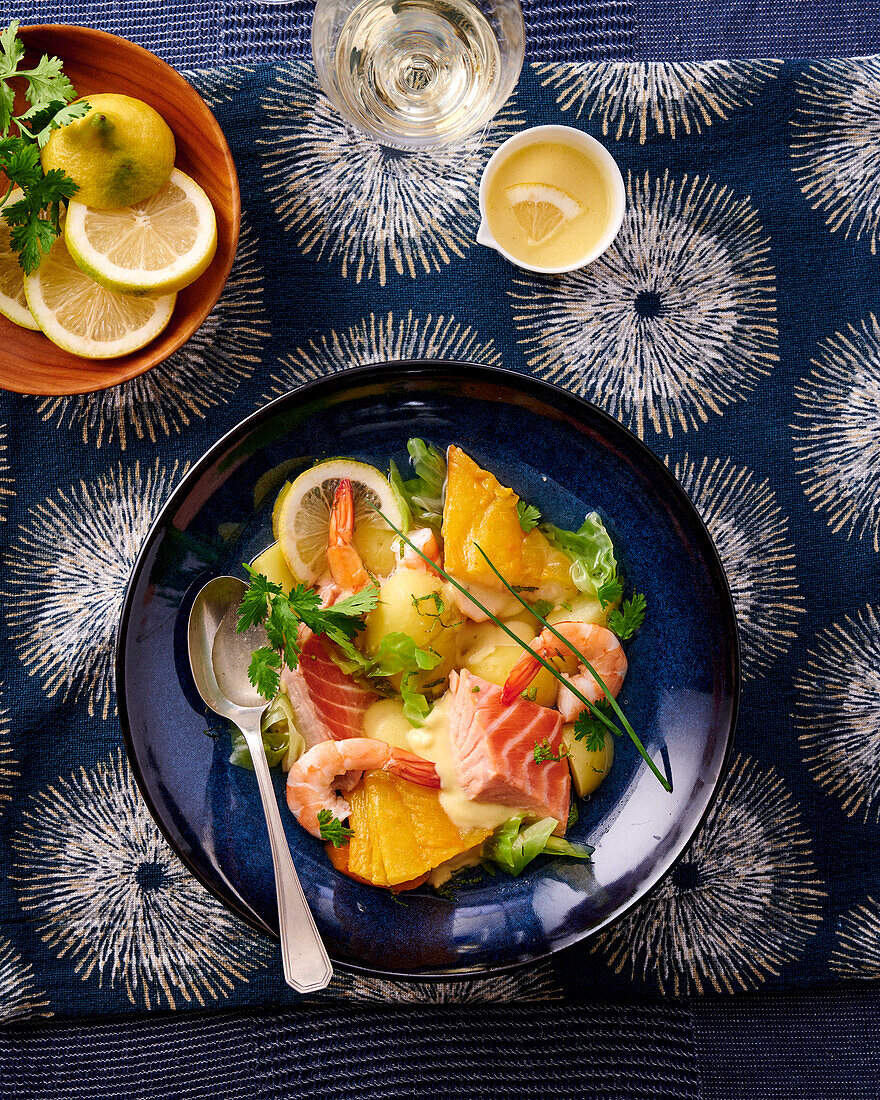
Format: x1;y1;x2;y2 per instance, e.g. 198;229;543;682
115;360;740;980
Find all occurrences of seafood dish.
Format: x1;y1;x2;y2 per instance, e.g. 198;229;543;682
235;440;666;893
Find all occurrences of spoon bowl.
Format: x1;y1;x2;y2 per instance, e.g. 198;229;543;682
187;575;333;993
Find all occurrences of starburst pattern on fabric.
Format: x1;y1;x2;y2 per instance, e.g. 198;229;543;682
258;61;524;285
592;754;824;995
0;425;12;523
0;935;51;1023
265;310;500;397
791;59;880;254
793;604;880;824
320;964;562;1003
829;896;880;980
535;60;780;144
11;751;270;1010
5;458;184;718
791;315;880;551
670;455;804;680
0;693;18;806
510;171;778;438
185;63;256;111
34;226;268;449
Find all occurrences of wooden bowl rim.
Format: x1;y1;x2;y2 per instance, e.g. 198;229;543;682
3;24;241;396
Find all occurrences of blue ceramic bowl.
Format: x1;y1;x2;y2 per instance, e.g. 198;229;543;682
117;363;738;977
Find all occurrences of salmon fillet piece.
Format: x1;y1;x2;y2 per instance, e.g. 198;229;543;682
282;633;378;746
448;670;570;833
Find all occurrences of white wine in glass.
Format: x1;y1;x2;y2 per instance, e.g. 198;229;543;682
312;0;524;149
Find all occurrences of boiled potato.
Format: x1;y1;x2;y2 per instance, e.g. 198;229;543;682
364;569;461;696
548;593;609;628
562;722;614;797
250;541;297;591
365;569;459;650
363;698;412;750
457;620;557;707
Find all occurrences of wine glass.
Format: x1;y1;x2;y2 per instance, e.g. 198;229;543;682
311;0;525;150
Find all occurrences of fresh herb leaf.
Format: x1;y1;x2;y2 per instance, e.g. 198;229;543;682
317;809;354;848
567;802;579;829
237;568;378;699
294;582;378;659
238;565;283;630
607;592;647;641
522;686;538;702
266;597;302;671
527;598;554;620
597;576;624;610
248;646;282;700
533;737;568;764
0;21;83;271
543;511;618;596
573;702;615;752
516;500;541;532
21;98;89;147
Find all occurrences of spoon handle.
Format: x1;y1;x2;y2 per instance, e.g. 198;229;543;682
242;725;334;993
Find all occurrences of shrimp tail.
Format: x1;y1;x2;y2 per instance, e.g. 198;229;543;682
327;478;370;592
384;747;442;789
500;652;542;705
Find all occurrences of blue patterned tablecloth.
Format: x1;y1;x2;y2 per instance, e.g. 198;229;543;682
1;49;880;1024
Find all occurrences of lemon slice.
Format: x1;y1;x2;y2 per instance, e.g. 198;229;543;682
64;168;217;295
505;183;582;246
24;235;176;359
0;189;39;330
278;460;404;584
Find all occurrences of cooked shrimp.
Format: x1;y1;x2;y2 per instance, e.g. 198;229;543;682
326;478;370;593
397;527;443;575
286;737;440;837
500;621;627;720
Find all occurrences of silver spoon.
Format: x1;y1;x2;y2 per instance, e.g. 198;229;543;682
188;575;333;993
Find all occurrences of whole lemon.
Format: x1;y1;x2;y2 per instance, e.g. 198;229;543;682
41;93;176;209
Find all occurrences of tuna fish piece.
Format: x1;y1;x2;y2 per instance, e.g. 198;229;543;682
447;670;571;833
281;633;378;746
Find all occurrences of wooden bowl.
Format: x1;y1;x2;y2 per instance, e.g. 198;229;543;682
2;25;240;395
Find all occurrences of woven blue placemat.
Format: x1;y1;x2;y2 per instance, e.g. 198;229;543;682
18;1;637;67
16;0;880;67
2;992;880;1099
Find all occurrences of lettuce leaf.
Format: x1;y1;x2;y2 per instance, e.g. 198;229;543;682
228;690;305;771
543;511;619;596
389;438;446;530
333;631;441;727
482;816;593;876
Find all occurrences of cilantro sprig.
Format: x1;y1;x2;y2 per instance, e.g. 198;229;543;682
317;809;354;848
0;20;89;272
607;593;647;640
516;500;541;533
237;564;379;699
573;701;615;752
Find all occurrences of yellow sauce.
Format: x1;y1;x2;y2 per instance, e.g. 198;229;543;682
485;140;611;268
362;694;513;833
